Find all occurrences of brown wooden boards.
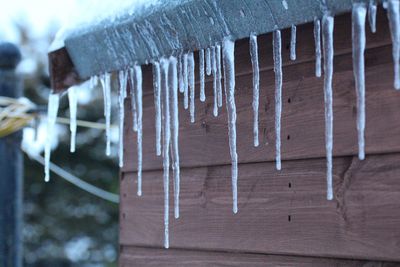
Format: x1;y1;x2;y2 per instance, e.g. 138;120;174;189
120;153;400;261
120;246;399;267
123;43;400;172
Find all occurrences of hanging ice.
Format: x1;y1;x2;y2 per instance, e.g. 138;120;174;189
178;54;184;93
290;25;297;61
100;73;112;156
387;0;400;89
134;65;143;196
368;0;377;33
212;46;218;117
314;19;322;77
352;3;367;161
68;86;77;153
273;30;282;171
188;52;196;122
199;49;206;102
250;33;260;147
44;93;60;182
322;14;335;201
216;44;223;107
223;38;238;214
206;47;212;75
129;67;138;132
118;70;128;168
169;56;180;219
183;53;189;109
160;58;171;248
153;61;162;156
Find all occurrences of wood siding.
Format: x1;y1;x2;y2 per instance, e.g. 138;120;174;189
120;9;400;266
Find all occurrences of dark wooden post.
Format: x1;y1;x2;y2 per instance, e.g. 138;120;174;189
0;42;23;267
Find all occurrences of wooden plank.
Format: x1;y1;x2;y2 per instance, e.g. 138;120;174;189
120;153;400;261
120;246;398;267
123;42;400;172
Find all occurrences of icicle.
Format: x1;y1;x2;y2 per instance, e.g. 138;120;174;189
387;0;400;89
68;86;77;153
216;44;223;107
44;93;60;182
100;73;112;156
199;49;206;102
160;58;171;248
223;39;238;214
183;53;189;109
206;47;212;75
290;25;297;61
169;56;180;219
314;19;322;77
273;30;283;171
352;3;367;161
178;53;184;93
134;65;143;196
322;14;335;201
250;33;260;147
153;61;162;156
129;68;138;132
368;0;377;33
118;70;128;168
188;52;196;122
212;46;218;117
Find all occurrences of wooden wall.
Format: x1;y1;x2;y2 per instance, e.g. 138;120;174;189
120;8;400;266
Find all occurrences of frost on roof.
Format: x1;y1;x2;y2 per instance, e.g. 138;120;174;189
49;0;187;52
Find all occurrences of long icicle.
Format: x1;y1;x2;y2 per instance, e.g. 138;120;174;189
290;25;297;61
322;14;335;201
169;56;180;219
178;53;184;93
160;58;171;248
153;61;162;156
129;68;138;132
118;70;128;168
188;52;196;122
273;30;282;171
250;33;260;147
314;19;322;77
216;44;223;107
206;47;212;76
387;0;400;89
134;65;143;196
100;73;112;155
68;86;77;153
352;3;367;161
44;93;60;182
368;0;377;33
199;49;206;102
212;46;218;117
223;38;238;214
183;53;189;109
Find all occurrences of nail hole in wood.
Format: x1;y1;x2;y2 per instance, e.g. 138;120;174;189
288;215;291;222
287;135;290;140
288;98;291;103
288;182;291;188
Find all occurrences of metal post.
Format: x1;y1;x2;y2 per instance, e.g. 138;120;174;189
0;42;23;267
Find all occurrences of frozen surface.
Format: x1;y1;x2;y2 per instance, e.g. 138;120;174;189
352;3;367;160
368;0;377;33
290;25;297;61
188;52;195;122
212;46;218;117
100;72;112;156
199;49;206;102
273;30;282;171
216;45;223;107
44;93;60;182
153;61;162;156
183;53;189;109
322;14;335;201
387;0;400;89
250;33;260;147
118;70;128;168
223;39;238;214
134;65;143;196
68;86;77;153
206;47;212;76
314;19;322;77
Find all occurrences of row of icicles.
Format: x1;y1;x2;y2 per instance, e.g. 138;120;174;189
44;0;399;248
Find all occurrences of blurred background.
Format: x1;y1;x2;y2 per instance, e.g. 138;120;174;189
1;1;120;266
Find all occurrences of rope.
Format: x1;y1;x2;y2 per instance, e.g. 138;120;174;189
22;147;120;204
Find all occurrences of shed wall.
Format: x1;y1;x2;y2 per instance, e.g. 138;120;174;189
120;9;400;266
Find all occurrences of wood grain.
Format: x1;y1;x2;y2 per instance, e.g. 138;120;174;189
120;246;399;267
123;42;400;172
120;153;400;261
